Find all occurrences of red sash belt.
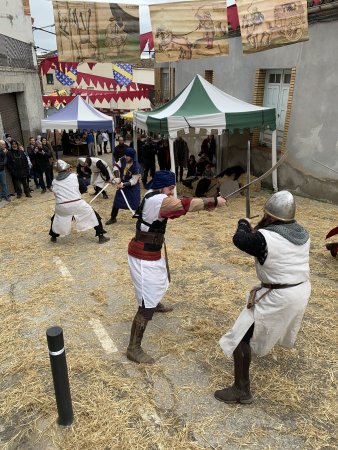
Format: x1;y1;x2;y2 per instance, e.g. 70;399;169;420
128;239;161;261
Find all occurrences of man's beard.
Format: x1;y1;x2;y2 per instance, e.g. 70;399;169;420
254;216;273;230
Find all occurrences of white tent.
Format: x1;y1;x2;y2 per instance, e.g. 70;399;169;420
134;75;278;193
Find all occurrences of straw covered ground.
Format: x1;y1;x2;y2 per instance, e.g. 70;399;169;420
0;177;337;450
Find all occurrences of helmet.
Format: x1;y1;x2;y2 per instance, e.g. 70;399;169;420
264;190;295;222
78;157;86;166
56;159;70;172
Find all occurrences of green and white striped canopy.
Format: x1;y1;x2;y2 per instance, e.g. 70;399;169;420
135;75;276;138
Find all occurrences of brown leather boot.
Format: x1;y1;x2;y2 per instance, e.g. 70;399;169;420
154;302;173;313
214;342;253;404
127;312;155;364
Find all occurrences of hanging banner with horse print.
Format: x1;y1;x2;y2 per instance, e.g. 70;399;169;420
149;0;229;63
236;0;309;54
53;1;140;63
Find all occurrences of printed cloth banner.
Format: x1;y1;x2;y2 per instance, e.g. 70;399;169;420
55;66;78;86
53;1;140;62
112;63;133;86
149;0;228;62
236;0;309;54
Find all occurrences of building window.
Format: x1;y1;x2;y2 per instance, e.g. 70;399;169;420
269;73;281;83
284;73;291;84
46;73;54;85
204;70;214;84
161;71;169;100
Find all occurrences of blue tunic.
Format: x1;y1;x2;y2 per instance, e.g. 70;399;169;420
113;159;141;210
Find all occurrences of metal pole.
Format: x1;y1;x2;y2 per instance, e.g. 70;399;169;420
246;140;251;218
46;326;73;426
111;126;115;166
271;129;278;192
169;137;177;198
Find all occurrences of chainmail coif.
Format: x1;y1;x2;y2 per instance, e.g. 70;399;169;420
265;221;309;245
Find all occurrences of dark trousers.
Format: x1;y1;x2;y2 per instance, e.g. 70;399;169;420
175;165;184;182
49;210;106;238
110;206;119;220
30;168;40;187
103;141;108;153
37;170;52;189
241;324;254;344
142;161;155;184
12;176;30;196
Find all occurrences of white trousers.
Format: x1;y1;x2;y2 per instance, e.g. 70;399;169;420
128;255;169;308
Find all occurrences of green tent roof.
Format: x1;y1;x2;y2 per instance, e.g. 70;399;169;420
135;75;276;137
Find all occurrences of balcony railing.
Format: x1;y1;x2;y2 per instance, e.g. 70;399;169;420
0;34;35;70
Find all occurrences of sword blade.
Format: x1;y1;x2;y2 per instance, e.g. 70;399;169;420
225;152;288;200
89;183;110;204
120;188;135;214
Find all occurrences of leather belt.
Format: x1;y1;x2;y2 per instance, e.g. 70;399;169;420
135;230;164;245
261;282;303;289
58;199;81;205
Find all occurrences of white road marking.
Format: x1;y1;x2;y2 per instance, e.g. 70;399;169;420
90;319;118;354
53;256;73;280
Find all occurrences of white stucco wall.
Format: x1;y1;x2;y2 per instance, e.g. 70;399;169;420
0;0;34;44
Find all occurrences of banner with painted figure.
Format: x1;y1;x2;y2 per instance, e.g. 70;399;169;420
53;1;140;62
149;0;228;62
236;0;309;54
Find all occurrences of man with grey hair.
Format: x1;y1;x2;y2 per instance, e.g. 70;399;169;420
0;140;10;201
215;191;311;404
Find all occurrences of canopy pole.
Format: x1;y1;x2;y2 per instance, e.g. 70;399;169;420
93;131;98;157
272;129;278;192
169;137;177;198
133;124;137;159
246;140;251;218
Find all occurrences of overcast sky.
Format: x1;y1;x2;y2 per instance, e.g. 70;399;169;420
30;0;235;54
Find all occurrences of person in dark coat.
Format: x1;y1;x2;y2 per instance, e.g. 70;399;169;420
186;154;197;178
141;137;156;186
61;131;71;155
34;140;52;193
157;139;171;171
114;136;128;162
199;134;216;162
174;136;189;182
42;136;56;183
27;137;40;189
6;140;31;198
0;140;10;201
106;148;141;225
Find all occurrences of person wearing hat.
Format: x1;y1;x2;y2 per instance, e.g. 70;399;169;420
49;160;110;244
106;147;141;225
126;170;227;364
215;191;311;404
84;156;112;199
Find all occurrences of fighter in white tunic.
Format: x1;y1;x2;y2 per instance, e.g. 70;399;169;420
49;160;110;244
126;170;226;364
84;156;112;199
215;191;311;404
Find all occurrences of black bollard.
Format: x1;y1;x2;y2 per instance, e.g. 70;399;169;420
46;326;74;426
